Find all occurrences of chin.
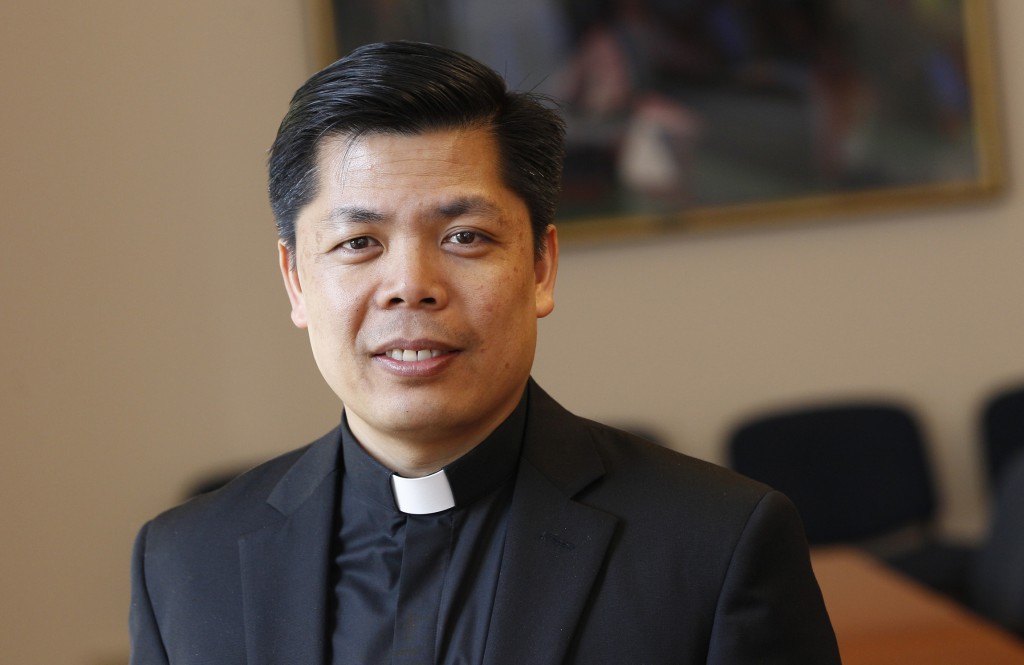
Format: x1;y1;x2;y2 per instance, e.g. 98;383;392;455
385;400;487;437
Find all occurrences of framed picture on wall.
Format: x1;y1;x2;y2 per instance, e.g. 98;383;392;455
309;0;1003;243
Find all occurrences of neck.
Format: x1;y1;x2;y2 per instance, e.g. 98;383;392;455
342;388;526;477
358;436;479;478
344;417;500;478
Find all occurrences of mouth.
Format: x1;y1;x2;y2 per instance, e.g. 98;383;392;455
380;348;451;362
371;343;459;378
370;336;461;361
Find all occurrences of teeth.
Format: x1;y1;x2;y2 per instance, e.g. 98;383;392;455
387;349;445;361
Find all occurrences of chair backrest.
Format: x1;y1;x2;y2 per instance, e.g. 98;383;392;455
981;384;1024;489
970;453;1024;635
727;402;937;545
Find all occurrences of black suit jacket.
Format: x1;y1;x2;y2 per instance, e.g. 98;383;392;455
130;382;840;664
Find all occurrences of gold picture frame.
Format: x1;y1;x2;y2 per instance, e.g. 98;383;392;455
309;0;1004;244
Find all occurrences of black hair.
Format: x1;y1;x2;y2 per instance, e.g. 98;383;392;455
268;41;566;260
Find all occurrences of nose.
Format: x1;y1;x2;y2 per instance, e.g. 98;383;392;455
376;242;448;309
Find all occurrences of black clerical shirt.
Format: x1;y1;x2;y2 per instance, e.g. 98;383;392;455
330;394;527;665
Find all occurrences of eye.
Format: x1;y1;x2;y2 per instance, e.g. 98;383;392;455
448;230;478;245
340;236;378;251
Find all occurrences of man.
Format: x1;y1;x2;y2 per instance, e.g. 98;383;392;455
130;41;840;664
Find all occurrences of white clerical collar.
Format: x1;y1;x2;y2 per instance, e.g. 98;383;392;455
390;469;456;515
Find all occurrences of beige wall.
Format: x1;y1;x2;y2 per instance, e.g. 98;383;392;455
0;1;1020;662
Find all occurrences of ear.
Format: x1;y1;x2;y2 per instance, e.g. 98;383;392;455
278;241;308;329
534;225;558;319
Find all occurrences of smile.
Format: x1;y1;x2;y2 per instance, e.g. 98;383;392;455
385;349;448;361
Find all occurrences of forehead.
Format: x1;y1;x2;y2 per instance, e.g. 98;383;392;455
315;128;506;198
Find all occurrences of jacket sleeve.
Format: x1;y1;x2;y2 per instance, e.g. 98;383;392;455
706;491;842;664
129;522;171;665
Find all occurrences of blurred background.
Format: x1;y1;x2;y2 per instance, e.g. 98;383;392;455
1;1;1022;663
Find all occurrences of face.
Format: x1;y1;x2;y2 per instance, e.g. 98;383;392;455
280;127;558;461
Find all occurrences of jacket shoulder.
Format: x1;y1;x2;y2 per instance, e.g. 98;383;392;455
579;417;774;522
142;427;340;548
588;418;768;502
523;381;771;519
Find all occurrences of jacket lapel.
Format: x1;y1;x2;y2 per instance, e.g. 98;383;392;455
238;429;341;665
233;384;615;664
483;383;619;665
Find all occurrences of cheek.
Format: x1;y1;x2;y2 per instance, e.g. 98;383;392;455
471;265;538;348
469;263;531;316
304;273;364;341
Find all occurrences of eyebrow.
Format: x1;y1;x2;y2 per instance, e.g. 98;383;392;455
318;196;502;228
436;196;501;219
319;206;386;226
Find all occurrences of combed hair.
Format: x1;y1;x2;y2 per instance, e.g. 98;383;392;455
268;41;566;259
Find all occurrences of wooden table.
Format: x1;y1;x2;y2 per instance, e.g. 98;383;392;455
811;547;1024;665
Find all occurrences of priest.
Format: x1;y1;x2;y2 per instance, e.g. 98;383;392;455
129;41;840;664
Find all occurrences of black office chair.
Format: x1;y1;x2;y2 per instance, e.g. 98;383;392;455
727;401;972;601
970;452;1024;636
981;383;1024;490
